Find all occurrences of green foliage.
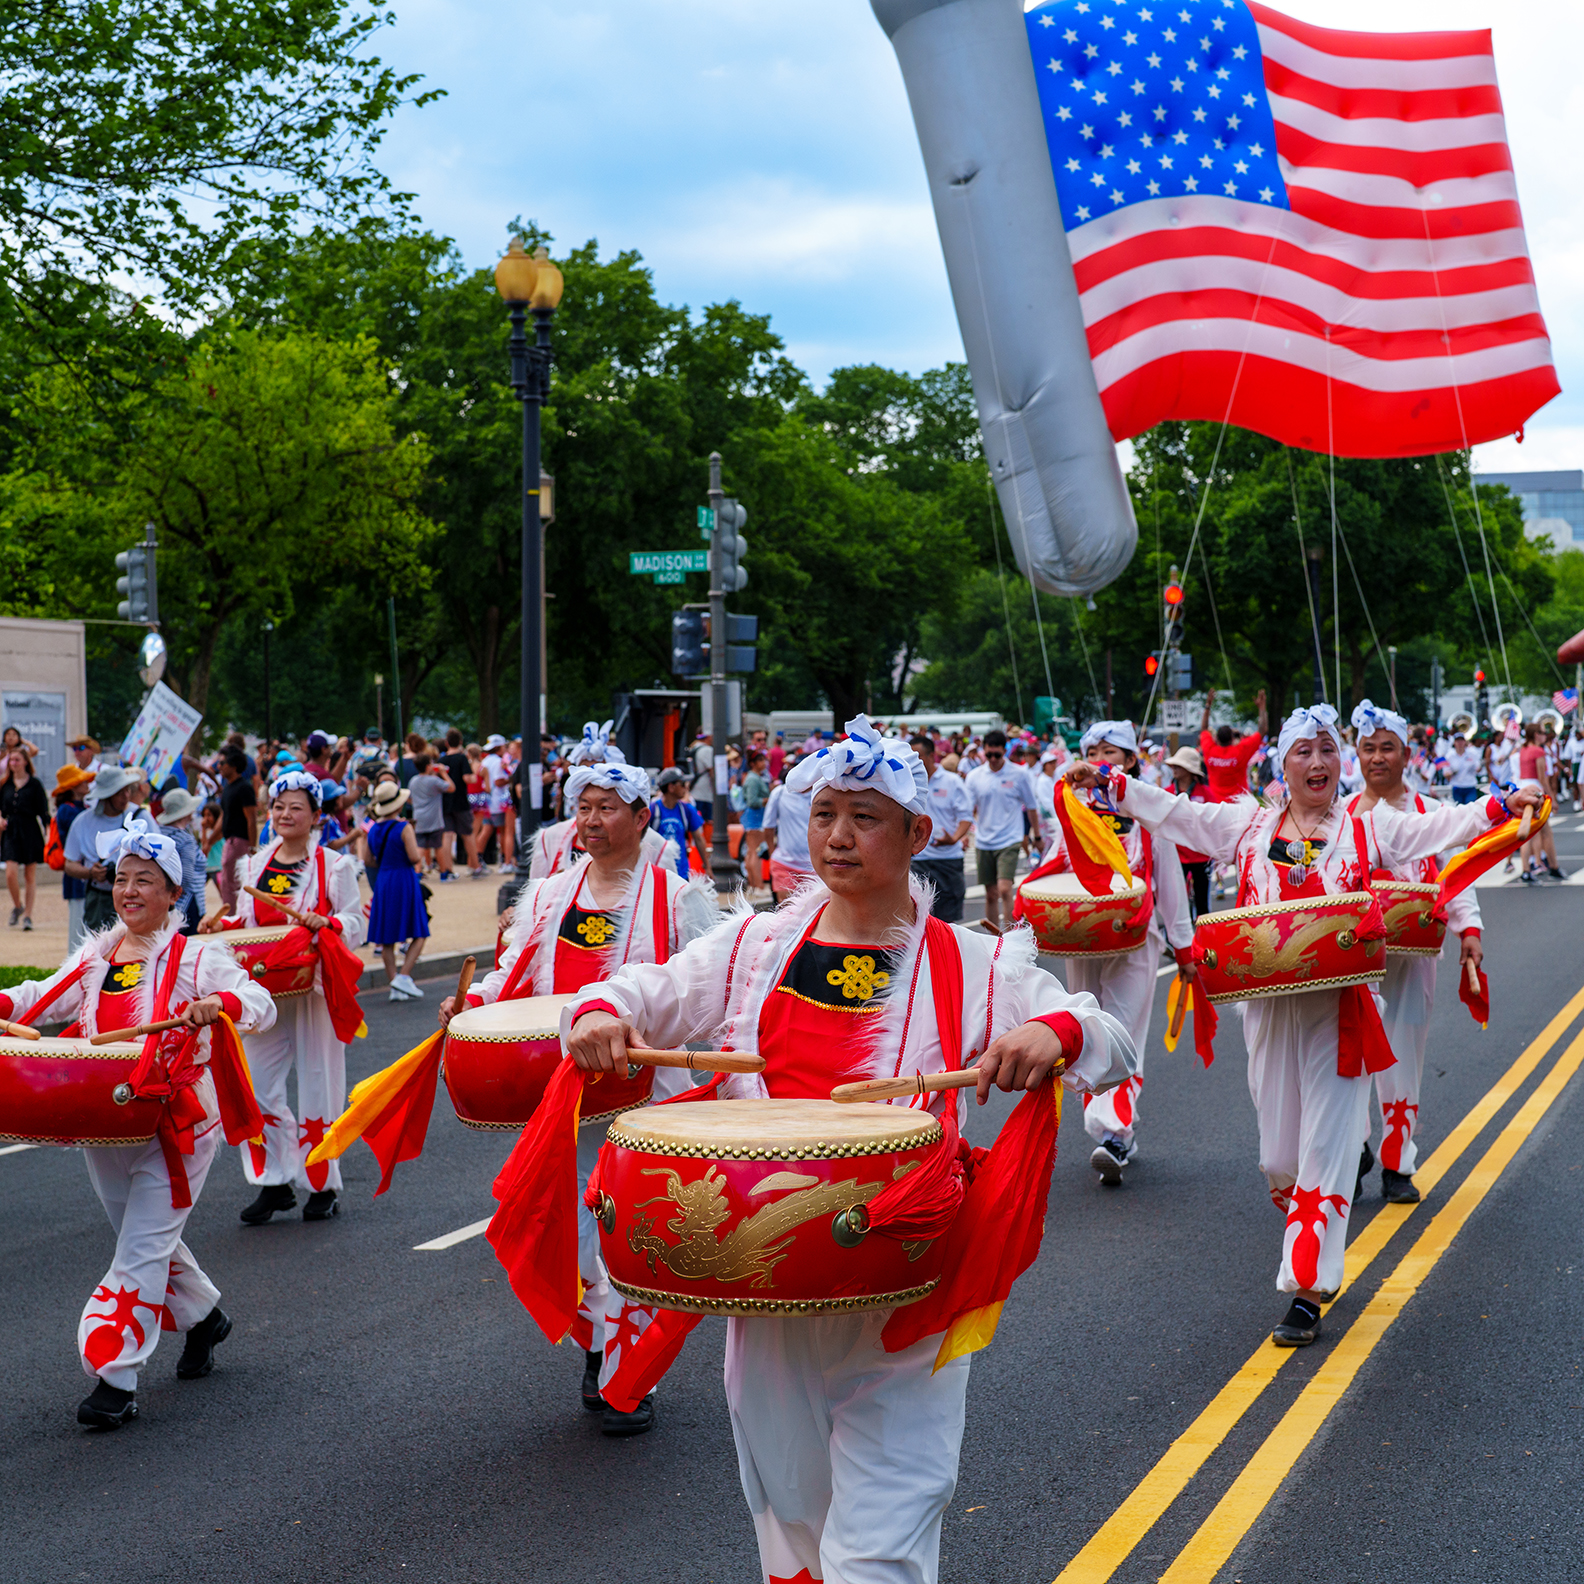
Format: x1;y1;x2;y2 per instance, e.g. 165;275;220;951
0;966;52;990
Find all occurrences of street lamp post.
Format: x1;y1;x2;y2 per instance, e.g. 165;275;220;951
494;237;564;883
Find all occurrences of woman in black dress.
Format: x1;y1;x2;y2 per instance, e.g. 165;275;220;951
0;746;49;929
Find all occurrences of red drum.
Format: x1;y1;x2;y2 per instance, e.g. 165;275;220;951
1374;880;1447;957
0;1036;161;1147
1018;872;1149;957
442;995;653;1130
227;924;317;1000
595;1099;949;1317
1194;892;1385;1004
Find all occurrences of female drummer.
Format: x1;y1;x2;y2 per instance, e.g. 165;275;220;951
563;716;1136;1584
1031;720;1194;1187
438;745;715;1436
1065;704;1540;1347
202;769;366;1225
0;822;274;1429
1348;701;1483;1205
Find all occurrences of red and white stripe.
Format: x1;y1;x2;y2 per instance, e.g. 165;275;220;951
1068;3;1558;458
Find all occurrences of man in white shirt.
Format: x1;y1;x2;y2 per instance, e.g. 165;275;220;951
760;779;814;902
908;734;973;921
481;733;514;873
1445;731;1482;805
964;729;1040;932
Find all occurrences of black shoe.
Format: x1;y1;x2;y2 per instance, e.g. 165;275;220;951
176;1306;232;1380
581;1350;605;1413
1355;1140;1375;1202
1520;870;1536;884
601;1392;656;1437
240;1185;297;1225
1090;1139;1129;1187
1272;1298;1323;1347
1546;865;1566;880
302;1190;339;1221
77;1379;137;1429
1381;1168;1421;1204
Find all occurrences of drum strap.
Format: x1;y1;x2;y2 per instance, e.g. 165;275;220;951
649;866;670;966
12;963;89;1027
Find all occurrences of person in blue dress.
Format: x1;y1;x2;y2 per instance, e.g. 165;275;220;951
647;768;708;877
363;780;428;1000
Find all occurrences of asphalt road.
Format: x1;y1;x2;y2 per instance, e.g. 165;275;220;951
3;857;1583;1583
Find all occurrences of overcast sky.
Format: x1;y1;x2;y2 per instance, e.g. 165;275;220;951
371;0;1582;476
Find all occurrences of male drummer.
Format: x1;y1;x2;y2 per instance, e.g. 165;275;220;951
437;740;715;1435
0;822;273;1429
1348;700;1483;1203
563;716;1136;1584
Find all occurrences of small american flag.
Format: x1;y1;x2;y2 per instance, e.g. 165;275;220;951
1553;688;1578;715
1024;0;1558;458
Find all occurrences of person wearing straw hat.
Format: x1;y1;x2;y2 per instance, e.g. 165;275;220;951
1028;720;1195;1187
0;821;273;1429
1065;704;1541;1346
154;789;206;934
1347;701;1483;1205
439;730;715;1436
1164;744;1213;920
202;768;369;1224
555;715;1136;1584
364;778;429;999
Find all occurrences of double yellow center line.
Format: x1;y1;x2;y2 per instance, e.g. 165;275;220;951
1054;982;1584;1584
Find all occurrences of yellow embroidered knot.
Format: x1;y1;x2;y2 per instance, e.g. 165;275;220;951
577;914;616;947
109;962;144;990
266;874;294;895
826;954;889;1002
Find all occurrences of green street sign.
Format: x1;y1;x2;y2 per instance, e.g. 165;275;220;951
697;507;715;530
629;550;708;576
653;571;685;585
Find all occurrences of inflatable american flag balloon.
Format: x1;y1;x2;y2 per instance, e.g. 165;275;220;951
873;0;1559;595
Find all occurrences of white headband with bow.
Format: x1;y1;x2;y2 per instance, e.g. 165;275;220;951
1351;698;1409;747
565;761;651;807
1276;703;1342;770
97;819;183;887
784;714;929;815
568;719;626;768
270;768;324;806
1081;719;1139;757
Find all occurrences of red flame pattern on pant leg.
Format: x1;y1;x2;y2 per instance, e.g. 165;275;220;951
1380;1098;1417;1174
1285;1185;1349;1291
1111;1075;1140;1130
82;1284;162;1371
299;1117;329;1191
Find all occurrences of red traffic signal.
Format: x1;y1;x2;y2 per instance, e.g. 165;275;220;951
1144;653;1161;677
1474;669;1485;683
1163;582;1185;607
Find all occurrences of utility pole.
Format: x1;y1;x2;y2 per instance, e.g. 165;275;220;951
708;452;731;895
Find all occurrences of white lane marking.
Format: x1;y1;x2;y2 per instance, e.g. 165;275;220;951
0;1143;38;1158
414;1217;492;1251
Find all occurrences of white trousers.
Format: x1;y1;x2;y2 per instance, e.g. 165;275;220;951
725;1312;970;1584
80;1086;221;1392
1064;946;1156;1155
241;994;348;1193
1371;954;1436;1176
1243;990;1373;1297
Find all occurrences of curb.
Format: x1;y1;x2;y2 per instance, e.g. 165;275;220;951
354;947;496;995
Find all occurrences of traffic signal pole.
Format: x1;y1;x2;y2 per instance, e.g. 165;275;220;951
708;451;731;896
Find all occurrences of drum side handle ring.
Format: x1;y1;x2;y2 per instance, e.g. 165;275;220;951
831;1205;869;1248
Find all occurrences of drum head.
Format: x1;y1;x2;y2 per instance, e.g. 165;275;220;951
1021;872;1144;900
0;1036;141;1056
225;924;298;946
614;1098;939;1155
449;993;584;1041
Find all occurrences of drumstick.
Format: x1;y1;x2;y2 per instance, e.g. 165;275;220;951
1466;957;1482;996
243;885;312;927
90;1016;188;1047
830;1068;983;1104
0;1018;41;1042
623;1048;767;1074
451;955;476;1015
1167;974;1190;1042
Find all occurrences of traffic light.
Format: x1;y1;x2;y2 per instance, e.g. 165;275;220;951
1169;651;1193;691
724;612;758;674
671;609;707;676
1163;580;1185;613
1474;668;1489;725
1144;651;1161;678
716;498;748;592
115;544;156;624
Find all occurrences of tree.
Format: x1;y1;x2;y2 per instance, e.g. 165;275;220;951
12;325;434;720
